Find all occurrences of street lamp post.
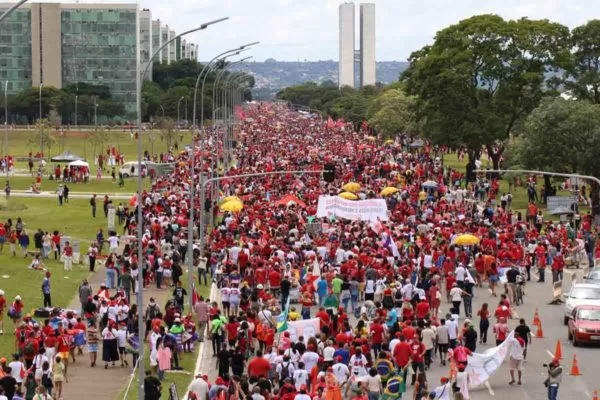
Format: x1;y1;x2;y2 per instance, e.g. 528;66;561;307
0;0;29;23
38;83;43;158
134;18;228;400
94;97;98;131
186;43;257;312
177;96;184;126
184;98;188;123
4;80;8;179
221;72;246;166
74;95;78;128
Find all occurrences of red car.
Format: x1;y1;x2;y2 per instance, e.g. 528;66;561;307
568;305;600;346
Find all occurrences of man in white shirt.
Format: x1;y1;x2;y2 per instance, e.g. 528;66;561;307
322;340;335;364
189;374;209;400
455;264;466;286
421;323;436;369
108;235;119;254
292;362;310;391
301;346;319;372
446;313;459;348
388;332;401;355
401;281;414;302
331;357;349;384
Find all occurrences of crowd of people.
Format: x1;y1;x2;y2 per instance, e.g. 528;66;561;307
0;102;592;400
180;103;588;400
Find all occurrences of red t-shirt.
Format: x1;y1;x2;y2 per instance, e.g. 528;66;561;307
268;270;281;287
226;322;240;341
248;356;271;378
393;341;412;367
416;301;430;319
370;323;384;344
401;326;416;341
411;342;425;363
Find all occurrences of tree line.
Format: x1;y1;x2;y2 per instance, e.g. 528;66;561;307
1;59;255;125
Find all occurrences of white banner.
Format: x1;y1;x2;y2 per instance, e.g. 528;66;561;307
466;331;515;386
316;196;388;222
285;318;320;344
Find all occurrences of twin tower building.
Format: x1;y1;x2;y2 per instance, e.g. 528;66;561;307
338;2;375;88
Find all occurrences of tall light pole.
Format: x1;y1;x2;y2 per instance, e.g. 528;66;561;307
0;0;29;23
184;98;188;122
134;18;227;400
4;80;8;179
74;95;78;128
159;104;165;118
94;97;98;131
177;96;184;126
187;44;257;312
38;83;43;158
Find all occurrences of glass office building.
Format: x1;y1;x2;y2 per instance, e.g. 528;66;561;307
61;5;138;113
0;8;32;93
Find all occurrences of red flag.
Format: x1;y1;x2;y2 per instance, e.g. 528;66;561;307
191;282;200;306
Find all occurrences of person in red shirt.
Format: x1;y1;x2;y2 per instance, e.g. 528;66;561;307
415;299;430;320
494;301;510;321
392;337;412;370
315;307;331;332
268;268;282;296
401;322;416;342
369;318;384;358
225;316;240;347
552;252;564;283
0;290;5;334
410;337;426;385
247;350;271;380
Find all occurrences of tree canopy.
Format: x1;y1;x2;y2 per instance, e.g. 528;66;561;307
402;14;570;167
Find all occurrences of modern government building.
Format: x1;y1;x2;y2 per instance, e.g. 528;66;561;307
0;2;198;114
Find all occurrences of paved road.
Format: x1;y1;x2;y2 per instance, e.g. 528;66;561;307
194;268;600;399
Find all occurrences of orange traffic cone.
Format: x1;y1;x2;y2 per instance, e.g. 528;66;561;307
554;340;563;360
533;308;541;326
592;390;598;400
535;321;544;338
569;354;582;376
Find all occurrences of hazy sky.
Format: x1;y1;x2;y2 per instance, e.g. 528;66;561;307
34;0;599;61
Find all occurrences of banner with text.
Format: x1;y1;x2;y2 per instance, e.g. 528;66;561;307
316;196;389;222
284;318;320;344
466;331;515;387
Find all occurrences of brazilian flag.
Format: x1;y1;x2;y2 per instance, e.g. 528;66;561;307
276;297;291;332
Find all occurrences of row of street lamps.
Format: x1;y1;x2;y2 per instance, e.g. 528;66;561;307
2;3;254;397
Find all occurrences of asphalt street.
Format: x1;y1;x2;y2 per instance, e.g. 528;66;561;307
195;267;599;399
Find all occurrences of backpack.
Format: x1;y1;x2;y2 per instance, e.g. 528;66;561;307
147;304;160;319
279;362;292;381
41;371;53;389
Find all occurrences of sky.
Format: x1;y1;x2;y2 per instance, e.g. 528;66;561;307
34;0;600;61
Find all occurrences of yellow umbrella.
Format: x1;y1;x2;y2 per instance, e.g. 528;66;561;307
220;200;244;212
384;139;394;145
342;182;361;193
223;195;242;203
454;234;480;246
380;186;399;196
338;192;358;200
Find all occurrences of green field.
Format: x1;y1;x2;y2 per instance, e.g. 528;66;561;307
4;129;192;170
6;175;149;193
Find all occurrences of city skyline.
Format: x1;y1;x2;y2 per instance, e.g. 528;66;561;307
92;0;600;62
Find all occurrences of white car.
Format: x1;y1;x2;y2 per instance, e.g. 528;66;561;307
564;283;600;325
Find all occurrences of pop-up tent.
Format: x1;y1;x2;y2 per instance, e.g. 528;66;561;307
68;160;89;168
50;151;83;162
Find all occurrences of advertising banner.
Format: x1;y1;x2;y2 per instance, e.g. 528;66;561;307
316;196;388;222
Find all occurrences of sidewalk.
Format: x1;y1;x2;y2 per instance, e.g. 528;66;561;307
59;263;174;399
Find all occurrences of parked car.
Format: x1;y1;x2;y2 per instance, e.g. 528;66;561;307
567;305;600;346
564;283;600;325
585;270;600;285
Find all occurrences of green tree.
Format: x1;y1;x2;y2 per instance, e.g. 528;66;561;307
402;15;570;170
563;20;600;104
156;117;177;149
28;119;56;157
367;88;418;139
512;97;600;213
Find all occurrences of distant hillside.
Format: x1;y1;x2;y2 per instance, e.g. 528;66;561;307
224;60;409;99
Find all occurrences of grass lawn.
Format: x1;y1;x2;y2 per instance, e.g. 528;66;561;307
0;255;90;357
119;283;210;400
5;175;149;194
5;130;192;170
442;153;582;218
0;197;108;244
